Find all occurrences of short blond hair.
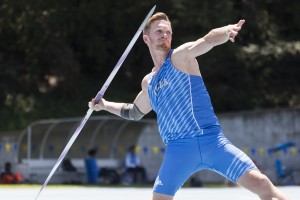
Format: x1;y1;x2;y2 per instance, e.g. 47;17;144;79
143;12;171;35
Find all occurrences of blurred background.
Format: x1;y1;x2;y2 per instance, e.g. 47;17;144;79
0;0;299;186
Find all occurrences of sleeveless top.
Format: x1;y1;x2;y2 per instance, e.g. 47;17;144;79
148;49;221;144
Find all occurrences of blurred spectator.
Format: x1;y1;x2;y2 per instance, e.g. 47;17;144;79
124;145;146;184
62;158;77;172
0;162;23;184
85;148;99;184
85;148;120;185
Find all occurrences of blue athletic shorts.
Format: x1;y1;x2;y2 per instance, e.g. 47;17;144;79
153;131;257;196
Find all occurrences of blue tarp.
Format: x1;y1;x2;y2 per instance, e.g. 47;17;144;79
268;141;296;154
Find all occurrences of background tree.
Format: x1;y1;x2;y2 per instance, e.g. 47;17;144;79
0;0;299;130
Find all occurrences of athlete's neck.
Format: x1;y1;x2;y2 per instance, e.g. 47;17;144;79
149;48;171;71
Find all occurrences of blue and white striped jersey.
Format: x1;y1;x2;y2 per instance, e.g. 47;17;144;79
148;49;221;144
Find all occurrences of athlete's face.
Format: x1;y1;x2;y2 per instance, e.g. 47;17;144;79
144;20;172;51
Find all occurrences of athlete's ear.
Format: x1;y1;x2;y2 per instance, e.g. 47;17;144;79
143;34;149;45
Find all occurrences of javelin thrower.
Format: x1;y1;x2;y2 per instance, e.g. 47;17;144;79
89;11;291;200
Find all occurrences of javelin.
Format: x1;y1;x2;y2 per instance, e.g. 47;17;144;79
34;5;156;200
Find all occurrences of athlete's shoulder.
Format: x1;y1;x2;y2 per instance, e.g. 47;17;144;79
171;44;200;74
142;72;152;83
172;42;194;57
141;73;151;91
172;43;196;64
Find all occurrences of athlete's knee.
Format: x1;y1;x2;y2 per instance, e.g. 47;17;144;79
245;171;275;196
255;175;290;200
250;172;272;189
238;171;271;191
255;174;273;191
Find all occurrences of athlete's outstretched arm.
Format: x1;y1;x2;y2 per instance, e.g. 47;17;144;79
176;19;245;58
89;75;152;120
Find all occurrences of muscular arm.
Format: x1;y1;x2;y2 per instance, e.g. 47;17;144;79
89;74;152;120
170;20;245;75
132;75;152;114
175;20;245;59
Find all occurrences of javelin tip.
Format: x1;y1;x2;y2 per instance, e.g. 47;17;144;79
151;5;156;14
138;5;156;32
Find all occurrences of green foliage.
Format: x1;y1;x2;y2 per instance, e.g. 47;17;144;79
0;0;299;130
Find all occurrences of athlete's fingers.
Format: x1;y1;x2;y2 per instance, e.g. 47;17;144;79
88;98;97;108
89;98;105;111
230;30;238;37
94;103;103;111
233;26;241;32
237;19;245;28
89;102;100;111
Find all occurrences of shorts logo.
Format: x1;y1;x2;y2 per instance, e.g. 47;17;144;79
154;176;163;187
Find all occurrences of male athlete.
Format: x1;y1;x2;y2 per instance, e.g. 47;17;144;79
89;12;290;200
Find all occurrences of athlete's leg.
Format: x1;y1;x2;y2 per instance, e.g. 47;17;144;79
237;169;291;200
152;192;173;200
152;138;202;199
200;132;258;183
201;132;291;200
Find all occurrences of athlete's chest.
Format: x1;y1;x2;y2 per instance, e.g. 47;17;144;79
149;65;189;103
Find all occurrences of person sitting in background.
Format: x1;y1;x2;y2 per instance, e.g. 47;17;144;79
0;162;23;184
85;148;120;185
85;148;99;184
62;158;77;172
124;145;146;184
